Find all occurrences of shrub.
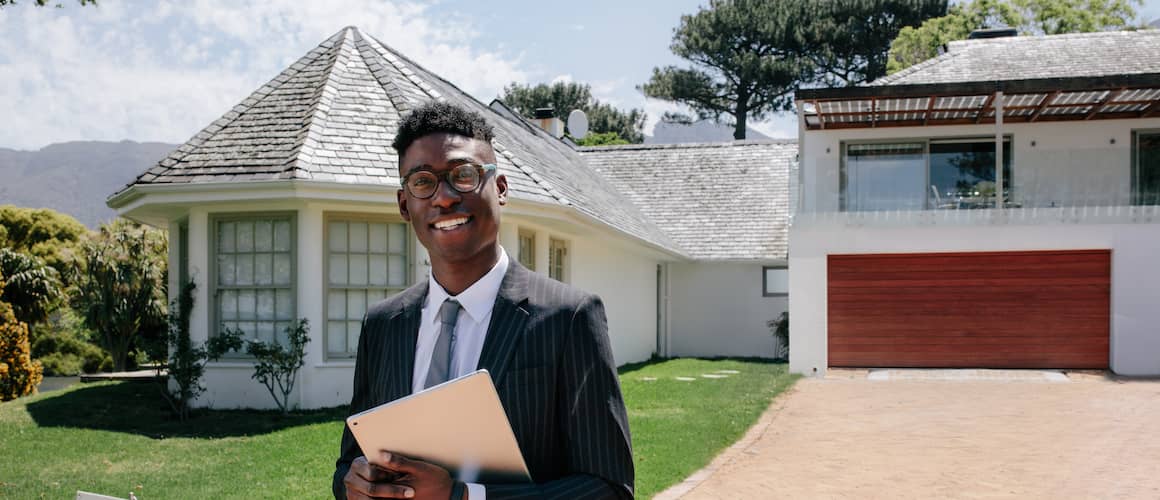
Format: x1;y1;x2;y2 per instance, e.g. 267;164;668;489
155;280;240;421
767;311;789;360
1;297;44;401
31;308;111;376
221;319;311;414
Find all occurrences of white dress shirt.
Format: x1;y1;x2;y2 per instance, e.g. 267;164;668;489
411;249;509;500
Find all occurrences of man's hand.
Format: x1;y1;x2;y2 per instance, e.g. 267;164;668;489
344;451;456;500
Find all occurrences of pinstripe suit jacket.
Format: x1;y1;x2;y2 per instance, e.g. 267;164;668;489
333;260;634;499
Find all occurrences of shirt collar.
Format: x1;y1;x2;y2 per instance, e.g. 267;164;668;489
425;249;510;324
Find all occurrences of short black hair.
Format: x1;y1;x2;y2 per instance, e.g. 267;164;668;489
391;100;495;158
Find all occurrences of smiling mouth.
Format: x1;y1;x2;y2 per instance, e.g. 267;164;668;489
432;216;470;230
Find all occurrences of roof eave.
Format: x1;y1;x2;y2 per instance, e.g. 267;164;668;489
796;72;1160;101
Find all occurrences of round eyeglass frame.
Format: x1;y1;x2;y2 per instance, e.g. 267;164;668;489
401;163;497;199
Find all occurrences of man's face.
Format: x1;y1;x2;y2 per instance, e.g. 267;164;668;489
397;132;507;269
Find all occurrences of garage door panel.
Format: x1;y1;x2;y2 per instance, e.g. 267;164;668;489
828;250;1109;369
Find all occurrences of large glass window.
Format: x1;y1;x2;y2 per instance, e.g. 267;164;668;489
213;215;295;345
1134;131;1160;205
518;229;535;270
842;142;926;211
326;217;410;359
929;139;1012;209
842;138;1013;211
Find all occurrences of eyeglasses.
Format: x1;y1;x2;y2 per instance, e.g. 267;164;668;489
401;163;497;199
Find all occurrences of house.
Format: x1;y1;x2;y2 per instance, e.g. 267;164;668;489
790;29;1160;377
107;27;791;409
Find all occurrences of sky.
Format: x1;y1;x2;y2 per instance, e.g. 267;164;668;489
2;0;1159;151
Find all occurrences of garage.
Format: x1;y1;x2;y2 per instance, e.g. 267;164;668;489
827;250;1110;369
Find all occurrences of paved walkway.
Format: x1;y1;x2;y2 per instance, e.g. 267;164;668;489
657;371;1160;499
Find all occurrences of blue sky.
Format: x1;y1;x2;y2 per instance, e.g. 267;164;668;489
2;0;1158;151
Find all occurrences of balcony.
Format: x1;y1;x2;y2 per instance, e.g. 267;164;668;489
793;141;1160;227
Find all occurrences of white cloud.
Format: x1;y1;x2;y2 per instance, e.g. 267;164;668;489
0;0;529;150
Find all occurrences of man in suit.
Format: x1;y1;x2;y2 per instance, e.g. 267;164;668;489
334;101;634;500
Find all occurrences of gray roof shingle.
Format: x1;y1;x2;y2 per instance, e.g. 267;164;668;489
116;26;681;255
875;30;1160;86
580;141;795;261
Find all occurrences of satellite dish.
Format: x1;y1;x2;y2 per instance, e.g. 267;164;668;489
567;109;589;140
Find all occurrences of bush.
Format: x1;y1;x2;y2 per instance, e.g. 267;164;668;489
221;319;311;414
31;309;111;375
1;299;44;401
767;311;789;360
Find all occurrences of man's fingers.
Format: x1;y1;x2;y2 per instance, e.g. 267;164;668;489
350;455;397;482
344;474;415;499
377;451;421;474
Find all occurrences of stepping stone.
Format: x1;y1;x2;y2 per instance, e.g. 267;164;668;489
701;374;729;379
716;370;740;374
674;376;697;381
639;377;658;381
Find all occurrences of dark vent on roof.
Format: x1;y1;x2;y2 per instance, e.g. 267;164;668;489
533;107;555;119
968;27;1018;39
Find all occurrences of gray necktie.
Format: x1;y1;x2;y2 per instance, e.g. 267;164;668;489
424;299;460;389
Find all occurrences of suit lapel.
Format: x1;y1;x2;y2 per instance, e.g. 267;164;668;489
386;282;426;401
477;261;530;387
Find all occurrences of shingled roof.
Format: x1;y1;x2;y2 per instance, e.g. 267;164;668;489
875;30;1160;86
580;141;795;261
114;26;681;255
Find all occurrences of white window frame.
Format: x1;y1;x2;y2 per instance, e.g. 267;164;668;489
209;212;297;350
549;237;568;283
517;228;536;271
323;213;412;360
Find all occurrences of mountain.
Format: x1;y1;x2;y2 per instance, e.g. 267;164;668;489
0;140;177;227
645;119;772;144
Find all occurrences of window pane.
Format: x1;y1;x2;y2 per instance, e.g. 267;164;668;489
238;290;256;320
328;321;346;353
237;221;254;252
349;222;368;253
349;255;369;286
328;290;346;320
1137;132;1160;205
219;290;238;320
369;255;388;286
257;290;276;320
388;255;406;286
218;222;236;253
239;322;257;340
257;321;275;344
929;140;1012;210
274;220;292;252
236;253;254;285
844;143;926;211
347;320;362;353
369;223;388;253
518;231;535;270
275;289;293;321
254;253;273;285
274;254;292;286
388;224;406;253
329;221;348;252
367;289;387;303
217;254;236;286
329;255;348;286
255;220;273;252
764;268;788;295
347;290;367;319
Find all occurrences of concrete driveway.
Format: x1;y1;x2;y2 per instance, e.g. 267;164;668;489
659;371;1160;499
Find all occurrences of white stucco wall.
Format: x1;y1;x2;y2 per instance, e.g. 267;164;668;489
666;262;787;359
788;222;1160;377
799;117;1160;213
170;197;667;409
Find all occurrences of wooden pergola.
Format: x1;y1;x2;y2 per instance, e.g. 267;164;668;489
796;73;1160;130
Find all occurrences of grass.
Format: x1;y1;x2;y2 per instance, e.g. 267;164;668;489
0;358;798;499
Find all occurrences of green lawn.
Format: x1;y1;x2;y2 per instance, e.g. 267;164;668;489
0;358;797;499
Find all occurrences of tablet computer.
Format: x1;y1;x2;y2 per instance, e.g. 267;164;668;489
346;369;532;483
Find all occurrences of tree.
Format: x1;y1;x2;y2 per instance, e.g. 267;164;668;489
802;0;947;86
0;248;63;328
887;0;1142;74
0;276;44;401
640;0;813;140
0;0;96;6
71;219;167;372
500;81;647;143
574;132;630;147
0;206;87;278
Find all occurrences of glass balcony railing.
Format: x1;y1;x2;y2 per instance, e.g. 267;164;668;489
792;146;1160;225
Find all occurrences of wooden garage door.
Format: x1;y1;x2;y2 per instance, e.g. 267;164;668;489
828;250;1109;369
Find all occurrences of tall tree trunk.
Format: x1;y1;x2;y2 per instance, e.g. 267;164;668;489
733;88;749;140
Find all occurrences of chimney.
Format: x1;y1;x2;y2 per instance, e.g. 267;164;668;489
968;27;1018;40
533;107;564;138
